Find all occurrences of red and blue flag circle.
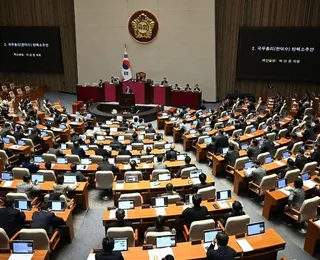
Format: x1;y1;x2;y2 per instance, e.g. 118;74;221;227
122;60;131;69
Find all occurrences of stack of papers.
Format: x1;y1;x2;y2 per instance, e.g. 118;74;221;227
275;161;285;166
9;255;34;260
236;239;254;252
9;145;20;149
2;181;13;187
217;201;230;209
155;207;166;216
303;180;316;189
246;134;254;137
279;187;292;196
115;183;124;189
148;248;174;260
203;242;218;251
192;179;201;184
142;164;150;169
123;165;131;170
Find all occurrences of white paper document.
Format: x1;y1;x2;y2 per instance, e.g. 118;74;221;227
86;253;95;260
123;164;131;170
236;239;254;252
156;207;166;216
115;183;124;190
109;209;116;219
2;181;13;187
314;219;320;227
303;180;316;189
9;254;34;260
203;242;218;251
275;161;285;166
217;201;230;209
183;205;192;210
148;248;174;260
279;188;292;196
192;179;201;184
9;145;20;149
143;164;150;169
246;134;254;137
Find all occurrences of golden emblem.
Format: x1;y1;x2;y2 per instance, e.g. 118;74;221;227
128;10;159;44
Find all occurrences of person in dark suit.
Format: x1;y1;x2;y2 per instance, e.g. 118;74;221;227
130;132;142;144
13;125;25;141
96;143;107;157
185;84;192;91
125;86;132;94
208;129;229;154
111;135;122;146
247;139;260;161
238;118;247;131
278;158;298;179
191;173;212;193
206;232;236;260
303;122;316;142
31;202;64;237
109;209;131;228
295;148;308;170
245;160;266;185
161;77;168;85
22;155;39;173
65;163;87;182
0;123;11;138
0;197;26;237
310;143;320;165
145;123;156;133
182;194;208;228
260;134;275;156
219;201;245;226
28;129;44;145
165;144;177;161
97;157;117;172
48;143;64;157
286;133;297;151
175;156;195;178
145;215;172;236
224;144;239;166
118;144;132;156
71;141;86;158
95;237;124;260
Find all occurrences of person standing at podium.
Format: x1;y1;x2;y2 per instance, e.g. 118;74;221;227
125;85;133;94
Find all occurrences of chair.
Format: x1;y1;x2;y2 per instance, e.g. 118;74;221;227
198;136;210;144
88;145;98;151
12;167;30;179
274;146;288;160
43;153;57;163
124;171;143;181
44;194;74;210
0;150;10;165
220;215;251;236
151;169;170;180
6;135;16;144
89;155;103;163
225;156;250;175
197;186;215;200
246;113;253;121
183;219;215;241
229;140;239;150
107;227;137;247
291;141;303;155
22;138;41;154
266;132;276;142
140;155;154;163
37;170;56;182
257;152;270;164
124;133;133;140
232;129;243;139
244;125;254;134
116;155;131;164
6;192;29;201
180;166;197;178
137;126;146;131
248;174;278;196
284;169;301;184
304;107;314;117
154;142;166;149
132;143;144;150
214;122;224;129
145;231;172;245
11;228;60;252
65;154;80;163
119;193;143;206
258;122;266;130
301;162;318;175
95;171;114;200
0;228;9;250
278;129;287;138
164;194;182;204
145;133;155;139
16;88;23;95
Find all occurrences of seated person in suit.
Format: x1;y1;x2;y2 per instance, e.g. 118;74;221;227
71;141;86;158
31;202;64;237
182;194;208;228
97;155;117;172
17;174;40;199
154;155;166;170
247;139;260;161
22;155;39;173
245;160;266;186
0;197;26;237
260;134;275;156
287;178;305;210
125;124;136;133
133;117;140;127
131;132;142;144
219;201;245;226
146;123;156;133
118;144;132;156
44;161;53;170
303;122;316;142
65;163;87;182
13;125;25;141
191;173;212;193
145;146;152;155
129;160;137;171
111;135;122;146
278;158;298;179
224;144;240;166
161;183;180;197
165;144;177;161
193;84;201;92
53;175;78;199
175;156;195;178
206;231;236;260
95;237;124;260
310;142;320;165
0;123;11;138
185;84;192;91
48;143;64;157
208;129;229;154
95;143;107;157
145;215;173;237
109;209;131;228
295;148;308;170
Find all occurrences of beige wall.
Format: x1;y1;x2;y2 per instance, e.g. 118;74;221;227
75;0;216;101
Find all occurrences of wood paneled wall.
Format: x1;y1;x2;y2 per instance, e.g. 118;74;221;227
215;0;320;100
0;0;77;93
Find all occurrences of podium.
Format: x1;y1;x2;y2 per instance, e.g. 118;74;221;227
119;94;135;107
153;85;171;105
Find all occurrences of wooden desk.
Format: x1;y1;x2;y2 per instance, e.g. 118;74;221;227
238;130;264;143
5;143;31;155
304;219;320;256
38;162;98;173
51;128;71;142
112;176;214;204
24;208;74;242
164;120;175;135
157;116;167;130
0;250;49;260
88;229;285;260
233;159;287;195
173;127;183;143
69;122;85;134
0;180;89;210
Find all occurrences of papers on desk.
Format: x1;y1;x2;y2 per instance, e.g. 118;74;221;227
9;254;34;260
217;201;231;209
150;182;160;188
192;179;201;184
183;205;192;210
148;247;174;260
123;164;131;170
246;134;254;137
279;187;292;196
77;165;87;170
275;161;285;166
244;168;254;177
314;219;320;227
142;164;150;169
203;242;218;252
115;183;124;190
9;145;20;149
86;253;95;260
2;181;13;187
303;180;316;189
236;239;254;252
156;207;166;216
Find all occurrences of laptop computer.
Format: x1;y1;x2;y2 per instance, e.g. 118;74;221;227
247;222;265;236
60;143;67;150
185;194;193;204
204;229;223;243
34;156;44;164
18;140;26;146
302;172;311;181
125;175;139;183
170;117;176;121
162;112;168;117
276;179;287;189
204;137;211;144
14;200;31;211
177;154;187;161
216;190;232;201
251;127;256;133
118;136;125;141
57;157;67;164
185;114;191;119
64;176;77;184
244;161;254;169
164;143;171;150
264;156;273;164
2;137;9;144
192;120;198;125
241;143;248;150
156;235;176;248
97;135;105;141
138;134;144;140
81;158;92;165
222;147;229;155
126;145;132;151
86;113;92;119
282;151;291;159
31;174;44;183
113;238;128;252
118;200;135;210
48;201;65;212
12;240;34;254
190;169;202;179
151;197;169;208
59;124;67;130
40;131;48;137
158;173;171;181
204;127;212;132
1;172;13;180
189;129;197;135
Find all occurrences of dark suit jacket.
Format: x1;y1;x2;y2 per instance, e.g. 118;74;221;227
260;139;275;156
95;148;106;156
118;150;132;156
219;210;245;226
247;146;260;160
71;147;86;158
295;154;308;170
310;150;320;165
95;251;124;260
303;128;316;142
182;206;208;227
145;128;156;133
97;162;116;172
214;135;229;154
207;244;237;260
191;182;212;193
0;128;10;138
31;211;64;235
0;207;26;237
109;220;131;228
165;150;177;161
13;131;24;141
224;150;239;166
28;133;44;145
22;161;40;174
